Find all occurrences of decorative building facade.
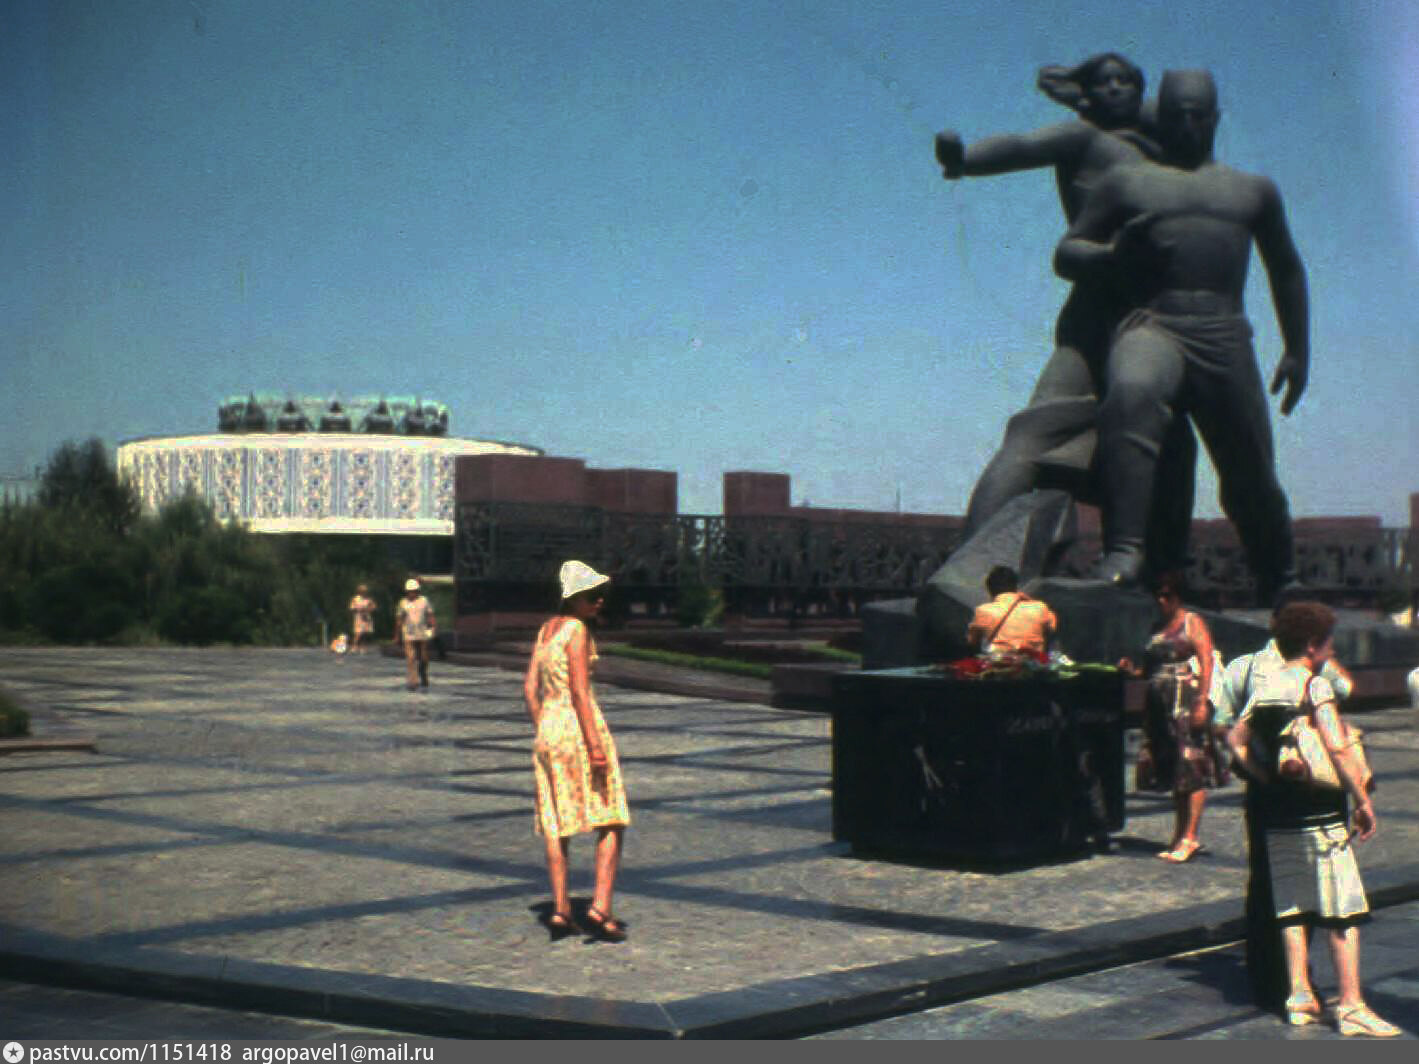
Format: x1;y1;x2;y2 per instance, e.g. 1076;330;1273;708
117;396;541;536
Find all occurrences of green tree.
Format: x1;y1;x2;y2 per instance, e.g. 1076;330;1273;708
37;438;139;534
0;439;142;642
130;493;279;645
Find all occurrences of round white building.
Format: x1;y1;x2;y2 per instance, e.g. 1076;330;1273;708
117;395;541;536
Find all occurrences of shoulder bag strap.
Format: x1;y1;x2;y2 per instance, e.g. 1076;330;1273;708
985;594;1025;648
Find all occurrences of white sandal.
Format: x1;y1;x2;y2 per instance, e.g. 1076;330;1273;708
1334;1004;1401;1038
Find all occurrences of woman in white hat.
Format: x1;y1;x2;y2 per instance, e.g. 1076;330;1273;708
523;560;630;941
395;578;436;691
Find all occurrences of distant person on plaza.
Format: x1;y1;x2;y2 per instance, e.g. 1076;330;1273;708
1226;602;1396;1036
1123;571;1224;864
523;561;630;942
395;578;435;692
966;566;1057;657
348;584;376;655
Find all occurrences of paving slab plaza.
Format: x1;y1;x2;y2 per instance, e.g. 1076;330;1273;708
2;647;1418;1039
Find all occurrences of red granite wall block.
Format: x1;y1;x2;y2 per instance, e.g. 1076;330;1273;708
1294;516;1382;536
586;468;678;514
723;472;792;516
455;454;587;505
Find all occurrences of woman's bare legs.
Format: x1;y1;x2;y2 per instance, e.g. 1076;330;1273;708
1329;925;1363;1008
1178;789;1206;844
543;833;571;917
1161;790;1207;860
591;826;624;919
1281;923;1316;1003
1327;925;1400;1034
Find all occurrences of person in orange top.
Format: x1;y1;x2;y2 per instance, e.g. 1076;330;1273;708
967;566;1058;656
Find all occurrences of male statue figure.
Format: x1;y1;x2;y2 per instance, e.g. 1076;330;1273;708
935;55;1197;575
1056;70;1306;603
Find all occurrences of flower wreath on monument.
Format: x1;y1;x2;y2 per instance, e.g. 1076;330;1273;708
932;651;1119;682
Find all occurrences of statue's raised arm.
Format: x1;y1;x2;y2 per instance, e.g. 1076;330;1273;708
934;53;1159;221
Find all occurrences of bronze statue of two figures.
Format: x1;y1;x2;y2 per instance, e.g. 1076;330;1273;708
933;58;1306;613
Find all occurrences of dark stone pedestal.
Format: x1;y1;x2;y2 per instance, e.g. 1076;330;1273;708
831;669;1125;864
859;597;921;669
1027;576;1159;666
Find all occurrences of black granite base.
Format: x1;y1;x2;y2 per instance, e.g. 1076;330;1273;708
831;669;1125;864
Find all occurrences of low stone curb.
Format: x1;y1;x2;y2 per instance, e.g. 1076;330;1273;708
7;864;1418;1039
0;736;97;755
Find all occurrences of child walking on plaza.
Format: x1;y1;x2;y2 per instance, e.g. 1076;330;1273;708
348;584;376;654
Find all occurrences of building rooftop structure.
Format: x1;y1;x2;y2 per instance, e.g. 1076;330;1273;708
216;394;453;436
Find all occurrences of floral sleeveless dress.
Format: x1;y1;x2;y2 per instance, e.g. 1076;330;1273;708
531;618;630;837
1141;612;1228;794
348;595;375;636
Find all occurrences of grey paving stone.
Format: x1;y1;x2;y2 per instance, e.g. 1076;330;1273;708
2;647;1418;1038
0;979;393;1040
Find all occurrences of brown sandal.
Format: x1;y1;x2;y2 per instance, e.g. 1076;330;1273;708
542;910;581;942
584;906;628;942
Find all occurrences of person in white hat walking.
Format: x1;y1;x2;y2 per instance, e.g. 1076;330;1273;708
523;560;631;941
395;578;436;691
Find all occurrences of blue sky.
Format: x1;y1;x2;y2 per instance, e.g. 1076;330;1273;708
3;0;1416;521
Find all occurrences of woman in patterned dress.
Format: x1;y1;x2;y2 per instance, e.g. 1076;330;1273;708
1132;571;1224;863
523;561;630;941
1226;602;1396;1036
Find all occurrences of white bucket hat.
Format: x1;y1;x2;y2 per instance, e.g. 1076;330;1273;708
559;560;610;601
404;578;420;592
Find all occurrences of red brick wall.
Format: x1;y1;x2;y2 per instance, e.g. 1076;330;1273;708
723;472;792;516
455;454;587;505
723;471;961;530
456;454;676;514
586;468;677;514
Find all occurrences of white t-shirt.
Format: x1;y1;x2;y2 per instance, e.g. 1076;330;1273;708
1213;639;1352;727
1238;662;1337;723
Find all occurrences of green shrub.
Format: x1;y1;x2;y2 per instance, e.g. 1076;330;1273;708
675;583;724;628
598;644;773;679
1377;584;1413;615
26;562;139;644
156;585;255;645
806;644;862;664
0;688;30;737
